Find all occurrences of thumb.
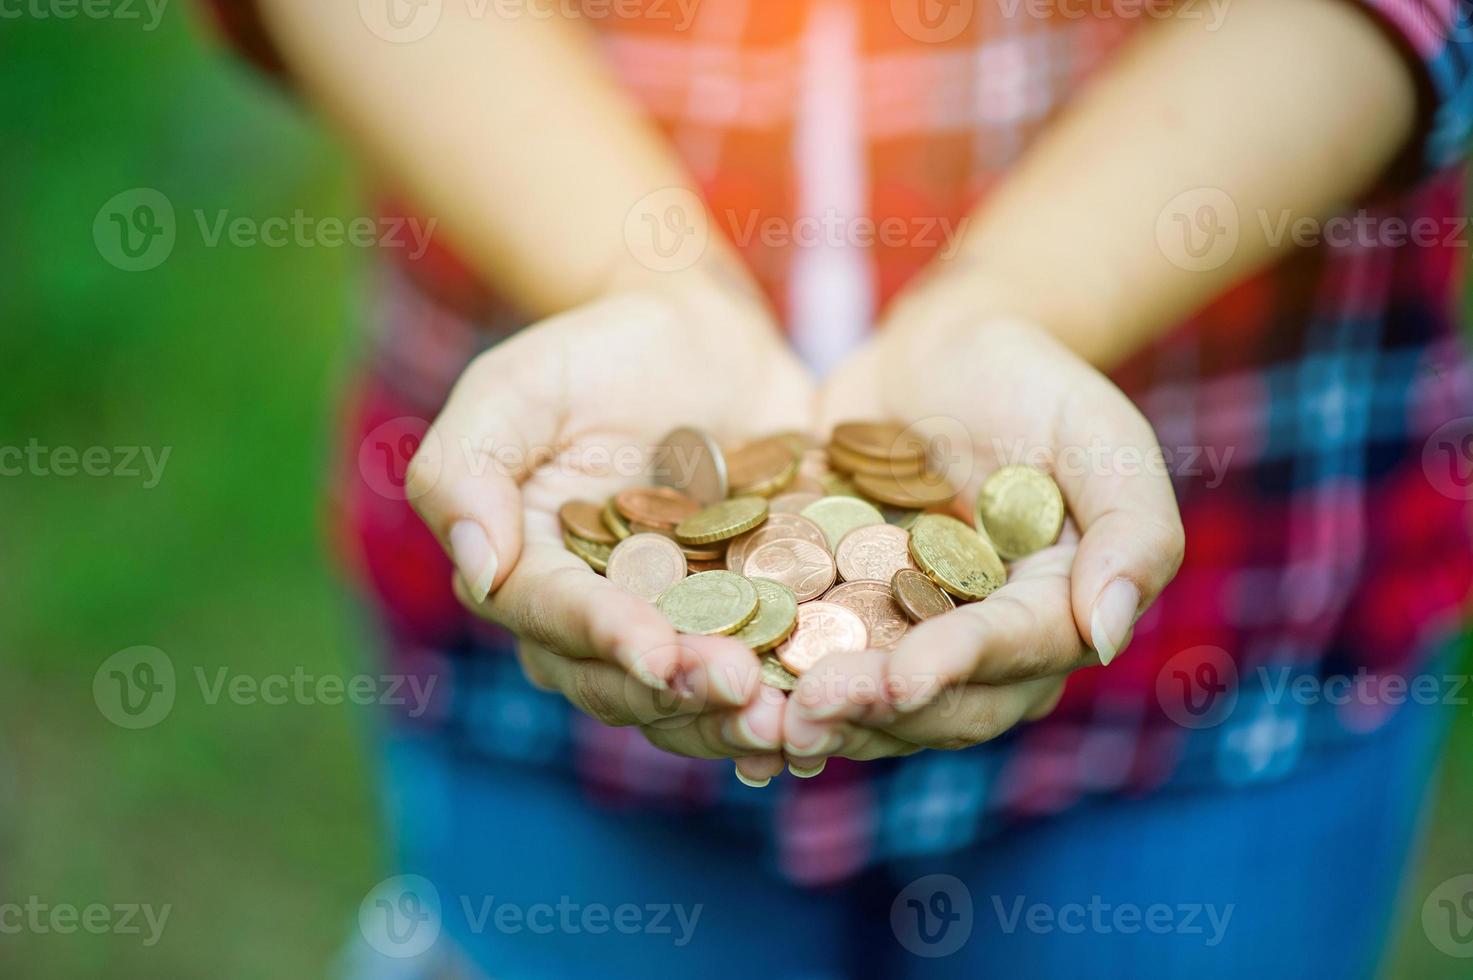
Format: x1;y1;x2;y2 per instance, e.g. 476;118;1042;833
1055;381;1185;666
407;351;556;601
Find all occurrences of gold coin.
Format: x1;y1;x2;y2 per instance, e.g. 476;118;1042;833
891;567;956;622
800;495;886;551
734;577;800;653
652;427;728;505
853;468;955;510
725;437;800;497
908;514;1006;601
831;421;927;463
759;654;799;692
563;532;613;574
827;440;925;478
602;497;632;541
675;496;769;545
559;499;617;545
657;570;760;636
974;465;1065;561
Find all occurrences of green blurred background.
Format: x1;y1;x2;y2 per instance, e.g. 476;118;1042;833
0;6;1469;977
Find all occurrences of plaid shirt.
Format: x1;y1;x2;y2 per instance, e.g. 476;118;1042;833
206;0;1473;884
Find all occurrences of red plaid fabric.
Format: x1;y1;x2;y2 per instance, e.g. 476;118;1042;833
203;0;1473;884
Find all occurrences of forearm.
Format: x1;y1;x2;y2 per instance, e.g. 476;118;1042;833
257;0;742;317
900;0;1419;368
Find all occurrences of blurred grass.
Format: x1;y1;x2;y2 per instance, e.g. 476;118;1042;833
0;6;1469;978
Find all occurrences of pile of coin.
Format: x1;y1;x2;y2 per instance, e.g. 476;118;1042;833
559;423;1065;691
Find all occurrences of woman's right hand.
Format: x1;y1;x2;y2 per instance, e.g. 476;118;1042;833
407;272;815;783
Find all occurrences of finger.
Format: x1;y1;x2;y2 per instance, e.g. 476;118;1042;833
879;677;1059;750
782;711;919;771
408;340;560;601
733;756;785;788
1051;373;1185;666
884;548;1090;711
519;640;701;727
455;558;687;692
791;648;899;725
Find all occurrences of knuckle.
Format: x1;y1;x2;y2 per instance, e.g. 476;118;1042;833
569;663;629;727
931;703;1002;751
514;643;558;692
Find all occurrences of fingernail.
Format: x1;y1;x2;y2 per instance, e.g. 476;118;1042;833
795;689;846;721
707;663;746;706
783;732;841;758
788;760;826;779
1091;578;1140;667
449;520;497;602
723;714;779;751
734;766;771;789
891;675;938;713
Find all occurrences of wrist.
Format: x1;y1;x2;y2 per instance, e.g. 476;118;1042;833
881;247;1128;368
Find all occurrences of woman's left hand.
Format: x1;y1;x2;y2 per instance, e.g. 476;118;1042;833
780;312;1185;774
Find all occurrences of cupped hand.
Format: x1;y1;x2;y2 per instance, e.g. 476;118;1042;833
409;273;814;782
782;315;1184;771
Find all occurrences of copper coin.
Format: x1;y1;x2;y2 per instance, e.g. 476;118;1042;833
559;499;617;545
686;558;728;573
853;469;956;509
615;486;700;529
831;421;927;463
834;524;917;583
823;579;910;650
605;533;688;602
776;601;869;675
652;427;728;505
727;513;831;573
679;540;726;562
725;437;799;496
769;491;822;514
827;440;925;478
741;538;836;602
891;568;956;622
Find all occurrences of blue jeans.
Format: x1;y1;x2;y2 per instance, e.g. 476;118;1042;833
363;679;1450;980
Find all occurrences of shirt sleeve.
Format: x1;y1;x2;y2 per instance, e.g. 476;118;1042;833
1354;1;1473;178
